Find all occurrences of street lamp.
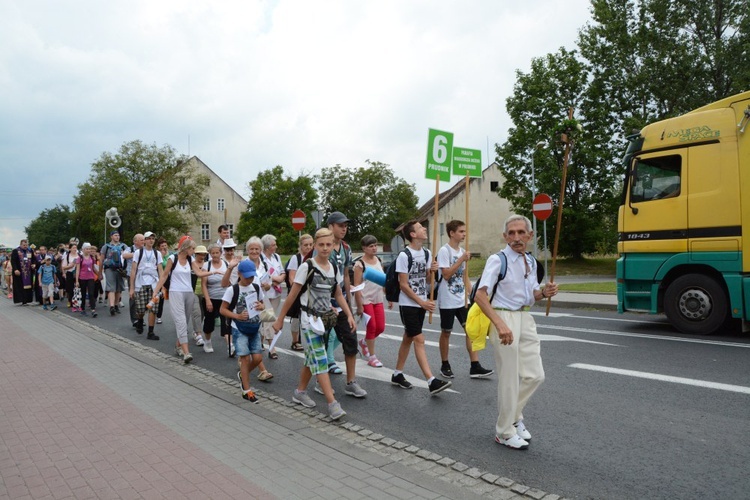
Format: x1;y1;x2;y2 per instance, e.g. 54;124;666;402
531;140;546;258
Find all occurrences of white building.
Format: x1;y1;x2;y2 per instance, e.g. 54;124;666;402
404;163;512;258
182;157;248;243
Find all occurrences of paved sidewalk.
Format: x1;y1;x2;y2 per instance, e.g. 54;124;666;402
0;298;566;500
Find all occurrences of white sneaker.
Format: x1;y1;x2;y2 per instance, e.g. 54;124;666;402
183;353;193;364
193;333;205;346
156;318;163;324
495;434;529;450
514;420;531;441
203;339;214;353
174;347;183;358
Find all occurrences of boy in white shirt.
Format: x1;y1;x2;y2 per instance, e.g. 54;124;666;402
437;220;494;379
391;221;452;395
220;259;265;403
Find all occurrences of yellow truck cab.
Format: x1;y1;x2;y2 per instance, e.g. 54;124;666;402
617;90;750;334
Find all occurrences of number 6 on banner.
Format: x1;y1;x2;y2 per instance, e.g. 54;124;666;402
425;128;453;182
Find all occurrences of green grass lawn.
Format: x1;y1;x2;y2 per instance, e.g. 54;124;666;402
557;282;616;293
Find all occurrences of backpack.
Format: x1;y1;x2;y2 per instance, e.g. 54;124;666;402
384;248;433;303
102;243;124;269
284;253;303;292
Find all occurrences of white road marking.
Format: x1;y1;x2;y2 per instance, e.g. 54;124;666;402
273;347;460;394
539;324;750;348
569;363;750;395
538;335;620;346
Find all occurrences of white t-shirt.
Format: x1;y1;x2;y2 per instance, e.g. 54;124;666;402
222;282;264;330
395;247;429;308
203;259;228;300
437;244;466;309
132;247;161;291
168;254;193;293
294;260;341;330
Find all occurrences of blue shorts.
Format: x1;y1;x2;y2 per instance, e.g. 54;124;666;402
232;325;262;357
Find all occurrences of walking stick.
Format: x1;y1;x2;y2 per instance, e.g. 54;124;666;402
428;177;440;324
546;107;575;316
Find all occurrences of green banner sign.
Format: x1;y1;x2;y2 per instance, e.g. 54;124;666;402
425;128;453;182
452;147;482;177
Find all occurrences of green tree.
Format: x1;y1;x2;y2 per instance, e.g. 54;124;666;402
496;48;619;258
316;160;419;247
578;0;750;136
25;204;72;248
497;0;749;257
70;140;209;245
235;166;318;253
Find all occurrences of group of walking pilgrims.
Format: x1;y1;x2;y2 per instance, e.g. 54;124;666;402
5;210;559;450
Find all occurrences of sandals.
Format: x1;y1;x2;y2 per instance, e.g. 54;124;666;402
328;363;343;375
268;351;279;360
290;342;304;352
257;370;274;382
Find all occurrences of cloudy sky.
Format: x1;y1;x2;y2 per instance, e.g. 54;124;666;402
0;0;592;246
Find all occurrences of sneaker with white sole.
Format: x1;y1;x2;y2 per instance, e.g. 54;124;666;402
174;347;183;358
328;401;346;420
292;389;316;408
495;434;529;450
202;339;214;353
390;373;413;389
470;364;494;378
344;380;367;398
193;333;205;346
183;353;193;364
428;378;452;395
156;318;162;324
514;420;531;441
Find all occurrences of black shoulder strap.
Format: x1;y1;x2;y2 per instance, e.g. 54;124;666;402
228;283;240;310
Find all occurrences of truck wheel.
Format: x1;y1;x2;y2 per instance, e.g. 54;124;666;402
664;274;728;335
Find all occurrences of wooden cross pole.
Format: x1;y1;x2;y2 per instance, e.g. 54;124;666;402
428;177;440;323
546;107;575;315
464;172;470;307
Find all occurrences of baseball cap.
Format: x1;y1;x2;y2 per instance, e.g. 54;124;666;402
44;255;51;260
327;211;350;225
110;230;119;236
144;231;155;238
237;259;257;278
195;245;208;254
222;238;237;249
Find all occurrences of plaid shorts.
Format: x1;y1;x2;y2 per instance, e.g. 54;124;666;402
135;285;154;316
302;329;330;376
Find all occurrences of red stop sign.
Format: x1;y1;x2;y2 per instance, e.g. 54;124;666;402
532;194;553;221
291;209;306;230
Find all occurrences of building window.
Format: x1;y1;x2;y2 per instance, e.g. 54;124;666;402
226;223;234;238
179;177;186;186
179;201;187;210
203;198;210;211
201;224;210;241
490;181;499;192
217;198;225;211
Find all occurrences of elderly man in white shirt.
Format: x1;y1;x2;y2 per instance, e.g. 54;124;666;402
474;214;558;450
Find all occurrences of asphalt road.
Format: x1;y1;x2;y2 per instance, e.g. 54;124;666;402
70;298;750;500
